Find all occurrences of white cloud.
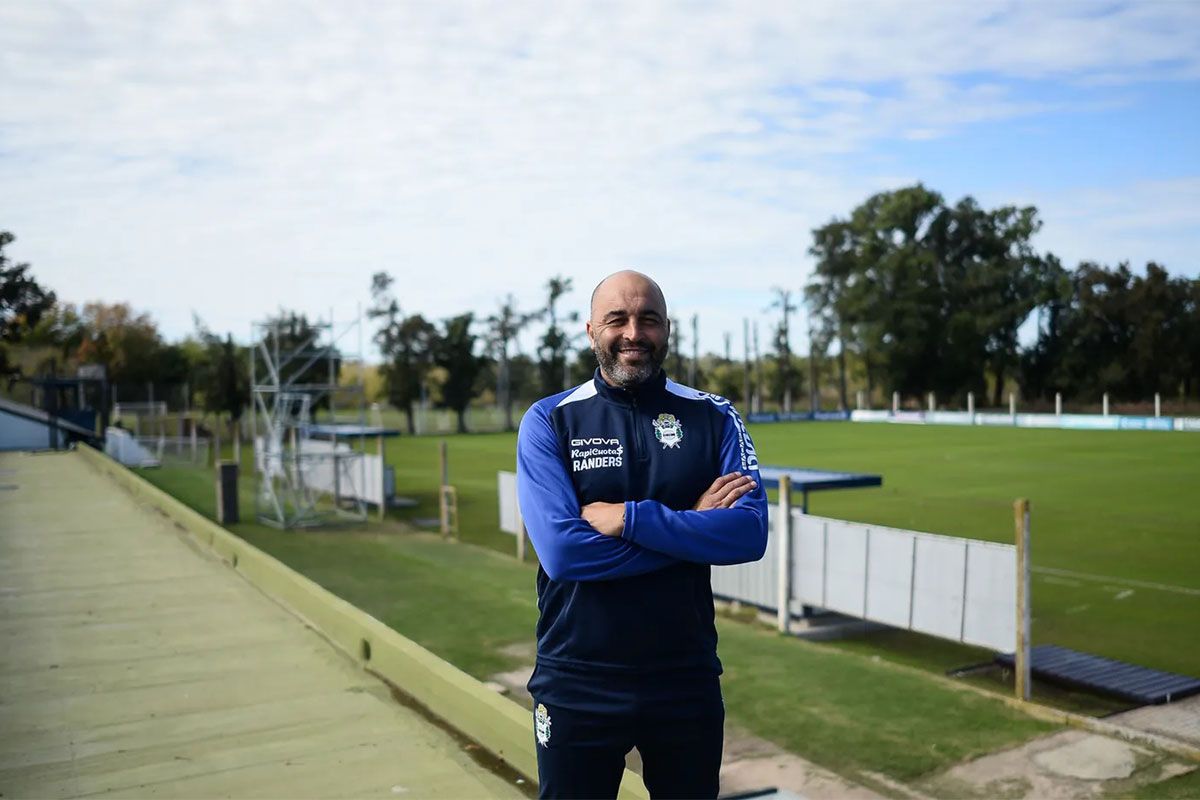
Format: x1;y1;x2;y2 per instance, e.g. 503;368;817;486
0;1;1197;360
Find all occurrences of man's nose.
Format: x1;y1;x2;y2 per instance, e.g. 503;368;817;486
619;319;644;341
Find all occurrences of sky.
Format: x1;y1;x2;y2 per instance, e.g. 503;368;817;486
2;1;1198;361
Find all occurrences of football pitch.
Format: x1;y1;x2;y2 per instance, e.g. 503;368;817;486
386;421;1200;677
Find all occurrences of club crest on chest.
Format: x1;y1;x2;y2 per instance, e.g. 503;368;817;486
652;413;684;449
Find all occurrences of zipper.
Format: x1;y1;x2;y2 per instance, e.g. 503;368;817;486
631;396;649;463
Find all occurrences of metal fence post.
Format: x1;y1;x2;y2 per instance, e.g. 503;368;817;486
777;475;792;633
436;443;446;537
378;433;386;521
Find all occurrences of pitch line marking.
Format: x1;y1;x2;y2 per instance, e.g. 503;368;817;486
1033;566;1200;597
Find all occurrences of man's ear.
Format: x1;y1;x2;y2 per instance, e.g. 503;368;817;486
585;319;594;340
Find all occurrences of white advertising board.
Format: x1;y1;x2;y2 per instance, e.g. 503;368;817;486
498;470;522;535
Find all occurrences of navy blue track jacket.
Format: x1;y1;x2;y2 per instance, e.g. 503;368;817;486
517;368;768;711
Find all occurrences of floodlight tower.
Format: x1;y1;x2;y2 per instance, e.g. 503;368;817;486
249;314;369;528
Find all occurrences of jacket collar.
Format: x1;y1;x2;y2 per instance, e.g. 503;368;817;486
591;367;668;406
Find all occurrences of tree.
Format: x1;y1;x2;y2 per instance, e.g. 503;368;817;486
1033;261;1199;403
1018;255;1071;402
538;276;579;395
769;288;798;412
569;347;599;386
256;309;341;413
486;295;539;431
369;272;436;434
74;302;165;387
807;185;1057;407
1;231;57;378
210;335;248;422
705;358;744;404
0;232;56;343
433;313;485;433
807;219;861;406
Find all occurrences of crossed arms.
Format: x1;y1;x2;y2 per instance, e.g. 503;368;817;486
516;406;769;582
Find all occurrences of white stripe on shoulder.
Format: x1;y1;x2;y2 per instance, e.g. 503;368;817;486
665;379;730;408
554;380;598;408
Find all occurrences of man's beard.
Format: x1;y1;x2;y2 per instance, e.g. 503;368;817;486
592;336;669;388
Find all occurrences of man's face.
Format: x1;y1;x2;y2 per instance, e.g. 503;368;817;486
587;275;670;388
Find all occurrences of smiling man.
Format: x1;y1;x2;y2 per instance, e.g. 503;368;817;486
516;270;769;799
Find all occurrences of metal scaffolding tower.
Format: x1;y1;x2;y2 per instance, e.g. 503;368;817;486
249;314;369;529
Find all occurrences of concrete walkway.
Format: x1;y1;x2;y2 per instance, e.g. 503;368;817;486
0;451;524;798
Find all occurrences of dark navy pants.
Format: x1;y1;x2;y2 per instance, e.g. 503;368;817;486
532;696;724;799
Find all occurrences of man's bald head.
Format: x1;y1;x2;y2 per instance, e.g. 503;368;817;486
586;270;671;388
589;270;667;321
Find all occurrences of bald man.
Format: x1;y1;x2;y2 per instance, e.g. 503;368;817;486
517;270;768;799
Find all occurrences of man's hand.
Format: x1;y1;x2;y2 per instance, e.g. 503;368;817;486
581;472;755;538
692;471;757;511
581;501;625;537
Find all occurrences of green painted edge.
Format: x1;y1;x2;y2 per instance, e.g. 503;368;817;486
73;444;651;799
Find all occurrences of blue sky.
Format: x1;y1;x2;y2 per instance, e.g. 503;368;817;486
0;1;1197;359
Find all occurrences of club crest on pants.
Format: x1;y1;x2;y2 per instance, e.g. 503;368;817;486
535;703;552;746
652;413;683;449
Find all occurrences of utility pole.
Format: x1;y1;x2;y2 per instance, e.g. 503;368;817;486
689;314;699;386
753;322;762;414
808;326;819;413
742;319;752;410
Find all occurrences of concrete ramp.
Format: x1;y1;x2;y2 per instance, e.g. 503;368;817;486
0;451;525;798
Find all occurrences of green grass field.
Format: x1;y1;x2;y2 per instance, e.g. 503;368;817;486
137;458;1056;790
132;420;1197;791
382;422;1200;676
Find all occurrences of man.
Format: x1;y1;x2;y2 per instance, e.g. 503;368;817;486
516;270;768;799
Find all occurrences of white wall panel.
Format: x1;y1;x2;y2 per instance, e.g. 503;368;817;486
865;530;915;628
911;535;967;641
962;542;1017;651
823;520;868;617
793;513;827;607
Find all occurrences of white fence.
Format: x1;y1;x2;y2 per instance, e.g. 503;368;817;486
852;408;1198;433
498;470;1023;655
498;471;523;535
712;511;1017;652
255;437;388;506
105;427;211;468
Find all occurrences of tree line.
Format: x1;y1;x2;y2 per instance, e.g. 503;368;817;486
4;184;1196;437
805;185;1199;409
369;271;594;434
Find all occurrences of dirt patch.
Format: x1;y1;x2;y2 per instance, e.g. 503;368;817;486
720;726;887;798
925;729;1194;799
490;665;535;710
1107;694;1200;747
498;641;537;662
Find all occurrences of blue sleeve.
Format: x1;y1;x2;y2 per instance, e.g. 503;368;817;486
517;403;679;582
623;405;768;565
